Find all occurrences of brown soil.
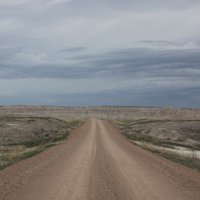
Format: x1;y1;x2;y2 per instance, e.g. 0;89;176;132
0;118;200;200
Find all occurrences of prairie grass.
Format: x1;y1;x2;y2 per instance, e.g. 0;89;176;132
0;119;82;170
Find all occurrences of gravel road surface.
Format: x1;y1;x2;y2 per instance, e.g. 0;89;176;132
0;118;200;200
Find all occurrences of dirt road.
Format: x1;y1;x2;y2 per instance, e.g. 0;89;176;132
1;119;200;200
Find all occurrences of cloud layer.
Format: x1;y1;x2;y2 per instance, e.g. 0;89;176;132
0;0;200;107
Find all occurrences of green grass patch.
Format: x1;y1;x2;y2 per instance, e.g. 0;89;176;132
16;130;69;148
19;149;42;160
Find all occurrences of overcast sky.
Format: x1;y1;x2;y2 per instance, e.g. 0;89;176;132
0;0;200;107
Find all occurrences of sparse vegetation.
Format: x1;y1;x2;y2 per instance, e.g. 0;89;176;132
0;117;82;170
12;130;70;147
113;119;200;150
0;141;64;170
1;105;200;121
1;105;200;171
112;119;200;171
19;149;42;160
133;141;200;171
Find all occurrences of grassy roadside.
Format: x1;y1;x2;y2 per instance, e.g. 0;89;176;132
0;119;82;170
0;142;62;170
133;141;200;171
112;120;200;171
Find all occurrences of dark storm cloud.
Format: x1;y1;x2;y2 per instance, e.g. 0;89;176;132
2;86;199;108
70;47;200;79
1;47;200;80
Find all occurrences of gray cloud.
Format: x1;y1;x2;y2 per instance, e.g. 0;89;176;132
58;47;86;53
0;0;31;6
44;0;200;12
0;1;200;107
1;86;200;108
1;46;200;85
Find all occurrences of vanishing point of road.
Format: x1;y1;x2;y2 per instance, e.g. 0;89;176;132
1;118;200;200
